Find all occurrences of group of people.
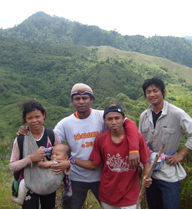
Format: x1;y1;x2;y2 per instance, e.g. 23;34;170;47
10;77;192;209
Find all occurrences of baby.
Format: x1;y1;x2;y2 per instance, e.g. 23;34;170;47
11;143;71;205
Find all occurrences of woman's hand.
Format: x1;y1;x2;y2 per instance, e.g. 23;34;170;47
16;126;29;136
30;146;46;162
51;160;70;175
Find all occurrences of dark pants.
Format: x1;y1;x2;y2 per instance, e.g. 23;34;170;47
22;190;56;209
67;180;100;209
146;178;180;209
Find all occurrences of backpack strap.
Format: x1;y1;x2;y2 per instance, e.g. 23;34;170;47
45;128;55;146
13;135;24;180
17;135;24;160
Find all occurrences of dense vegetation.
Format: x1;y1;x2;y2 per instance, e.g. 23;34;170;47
1;35;192;158
0;20;192;208
1;12;192;68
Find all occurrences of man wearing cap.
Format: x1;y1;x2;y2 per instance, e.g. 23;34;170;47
54;83;142;209
17;83;140;209
75;104;151;209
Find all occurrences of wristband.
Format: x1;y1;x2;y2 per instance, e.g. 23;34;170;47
129;150;139;154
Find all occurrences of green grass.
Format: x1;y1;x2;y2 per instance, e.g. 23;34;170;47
96;46;192;83
0;160;20;209
1;153;192;209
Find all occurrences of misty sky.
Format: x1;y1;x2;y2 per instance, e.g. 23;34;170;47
0;0;191;37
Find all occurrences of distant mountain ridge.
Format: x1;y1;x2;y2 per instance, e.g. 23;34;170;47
0;35;191;108
1;34;192;149
1;12;192;68
185;36;192;42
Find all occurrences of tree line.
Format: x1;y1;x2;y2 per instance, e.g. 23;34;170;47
1;12;192;68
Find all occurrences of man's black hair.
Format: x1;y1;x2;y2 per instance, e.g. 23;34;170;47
142;76;165;98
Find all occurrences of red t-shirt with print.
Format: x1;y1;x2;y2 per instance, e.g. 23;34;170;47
89;129;150;207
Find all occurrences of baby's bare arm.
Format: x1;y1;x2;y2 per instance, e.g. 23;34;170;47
37;160;53;168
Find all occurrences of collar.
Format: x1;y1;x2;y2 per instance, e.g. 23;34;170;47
147;100;169;119
74;108;92;119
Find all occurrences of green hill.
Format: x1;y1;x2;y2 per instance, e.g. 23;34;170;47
1;13;192;208
1;12;192;68
1;35;192;146
95;46;192;83
1;33;192;209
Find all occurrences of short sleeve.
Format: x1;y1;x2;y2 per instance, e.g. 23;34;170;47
53;130;61;145
54;119;66;142
89;137;103;166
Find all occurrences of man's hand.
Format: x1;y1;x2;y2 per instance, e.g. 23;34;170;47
166;152;184;166
129;152;140;170
166;146;191;166
142;175;152;188
16;125;29;136
51;160;70;175
30;146;46;162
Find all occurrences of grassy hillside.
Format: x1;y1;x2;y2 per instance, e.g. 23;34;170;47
0;35;192;208
1;12;192;68
1;36;192;145
95;46;192;83
0;36;192;162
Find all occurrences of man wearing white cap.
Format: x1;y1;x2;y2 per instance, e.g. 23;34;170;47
54;83;141;209
54;83;107;208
